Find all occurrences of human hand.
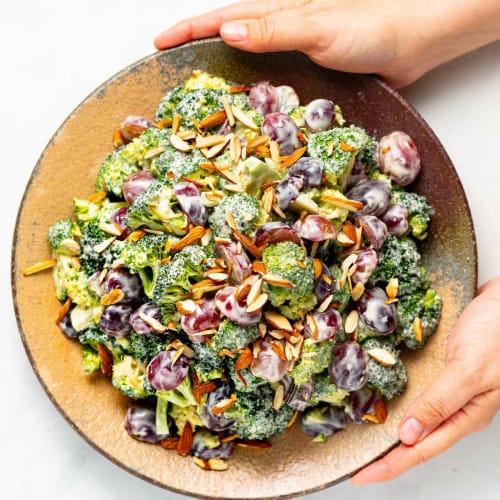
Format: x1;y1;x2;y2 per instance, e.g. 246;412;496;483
154;0;500;88
352;277;500;485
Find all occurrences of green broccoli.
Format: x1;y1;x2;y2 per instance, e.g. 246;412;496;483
172;88;227;127
209;192;268;239
307;126;370;189
261;241;317;319
152;245;208;320
392;190;434;240
223;385;293;440
369;235;429;296
155;85;190;121
363;338;408;399
79;325;126;368
112;355;154;399
73;197;127;228
330;265;352;313
151;145;208;182
358;136;379;178
240;156;281;196
169;404;204;435
95;127;168;198
157;375;198;410
291;338;334;386
209;320;259;354
120;233;174;298
190;341;225;382
226;353;269;393
125;179;187;235
308;373;349;407
82;345;101;374
47;219;81;255
125;332;171;362
397;288;442;350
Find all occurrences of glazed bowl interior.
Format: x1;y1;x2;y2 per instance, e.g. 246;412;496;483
12;39;476;499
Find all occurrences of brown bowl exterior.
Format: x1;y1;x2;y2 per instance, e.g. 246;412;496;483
12;39;476;499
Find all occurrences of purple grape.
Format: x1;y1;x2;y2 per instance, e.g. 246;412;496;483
303;98;335;132
305;309;342;342
181;298;221;341
275;85;300;113
329;342;368;391
214;286;262;326
382;203;409;237
351;247;378;285
301;405;347;436
355;214;388;249
346;179;392;216
191;430;236;459
274;177;303;210
130;302;163;335
358;287;397;335
345;387;380;424
110;206;130;239
147;350;189;391
214;241;252;284
249;81;279;116
173;181;208;226
123;170;156;205
282;374;315;411
99;303;133;337
293;214;337;241
254;222;301;247
378;131;421;186
261;112;300;155
104;268;143;304
287;157;324;188
125;406;170;443
250;337;289;383
199;384;236;432
346;158;368;190
58;309;79;339
313;262;334;303
120;116;154;143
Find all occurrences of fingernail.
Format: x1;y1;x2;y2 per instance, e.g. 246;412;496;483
221;22;247;42
400;417;425;445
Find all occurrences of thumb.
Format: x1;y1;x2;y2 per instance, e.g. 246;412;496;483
220;11;320;53
398;361;478;445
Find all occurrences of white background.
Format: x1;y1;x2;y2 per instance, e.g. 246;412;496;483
2;1;500;499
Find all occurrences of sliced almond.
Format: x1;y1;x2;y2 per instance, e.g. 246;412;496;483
337;231;355;246
386;277;399;300
159;437;180;450
126;229;146;242
55;298;72;324
144;146;165;160
170;226;205;253
154;117;173;129
313;258;323;279
231;105;259;130
207;272;229;282
341;253;359;273
229;134;241;164
94;236;116;253
269;140;281;164
280;146;307;170
344;310;359;335
98;220;123;237
193;381;217;404
212;395;237;415
246;292;268;313
252;261;267;275
237;439;272;449
234;348;253;371
305;313;319;340
196;134;227;149
246;135;270;153
170;133;192;153
265;311;293;332
271;341;287;361
286;410;300;429
176;421;193;457
171;113;181;135
23;259;57;276
101;288;125;306
88;190;108;203
221;95;235;126
138;312;168;333
273;384;285;410
224;182;245;193
177;130;197;141
232;227;262;259
320;193;364;212
207;458;228;471
199;109;227;129
261;186;275;213
361;413;381;424
374;399;388;423
413;317;424;342
366;347;397;366
351;282;365;301
262;274;294;289
317;294;334;313
339;141;357;152
247;278;263;307
327;140;335;156
258;322;267;338
193;457;209;470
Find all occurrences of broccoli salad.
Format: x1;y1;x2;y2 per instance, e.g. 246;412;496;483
37;70;442;470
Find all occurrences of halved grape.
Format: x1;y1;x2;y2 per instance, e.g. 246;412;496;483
274;177;303;210
356;214;388;249
215;286;262;325
313;262;335;303
110;206;130;240
104;268;143;304
199;384;236;432
191;430;236;459
120;116;154;143
130;302;163;335
287;157;323;188
214;242;252;284
173;181;208;226
248;81;279;116
358;287;397;335
58;309;79;339
99;303;133;337
351;247;378;285
303;98;335;132
301;405;347;436
381;203;409;237
276;85;300;113
125;406;170;443
345;387;380;424
250;337;289;383
282;374;315;411
346;179;392;216
261;112;300;155
147;350;189;391
123;170;156;205
305;308;342;342
329;342;368;391
181;298;220;341
254;222;301;247
293;215;337;241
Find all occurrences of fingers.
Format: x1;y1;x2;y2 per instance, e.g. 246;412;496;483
154;0;305;49
352;389;500;485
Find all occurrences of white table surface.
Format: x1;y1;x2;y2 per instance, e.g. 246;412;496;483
2;1;500;499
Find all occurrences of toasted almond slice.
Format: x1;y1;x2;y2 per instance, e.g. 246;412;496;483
310;241;319;257
98;220;123;237
170;133;192;152
205;136;231;159
112;129;125;148
246;135;270;152
265;310;293;332
126;229;146;242
321;193;364;212
386;277;399;299
199;109;227;129
214;236;232;245
193;381;217;404
234;277;255;303
232;105;259;130
88;191;108;203
261;186;275;213
159;437;180;450
351;282;365;301
23;259;57;276
342;222;357;241
337;232;355;246
339;141;357;152
207;272;229;282
138;312;168;333
269;140;281;164
327;140;335;156
344;310;359;334
341;253;359;273
144;146;165;160
246;292;268;313
232;227;262;259
280;146;307;170
55;298;72;324
413;317;424;342
225;210;237;230
272;202;287;219
269;329;285;340
171;113;181;135
224;182;245;193
252;261;267;275
220;434;239;443
176;421;193;457
177;130;197;141
101;288;125;306
271;341;287;361
262;274;294;289
212;395;237;415
230;134;241;164
374;399;388;423
366;347;397;366
221;95;235;126
94;236;116;253
258;322;267;337
170;226;205;253
305;312;319;340
286;410;300;429
247;278;263;306
302;351;318;359
154;117;173;129
317;294;334;313
193;457;209;470
97;344;113;376
361;413;381;424
273;384;285;410
313;258;323;279
196;134;227;149
207;458;228;471
234;348;253;371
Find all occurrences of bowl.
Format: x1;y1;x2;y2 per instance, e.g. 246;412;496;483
11;39;476;499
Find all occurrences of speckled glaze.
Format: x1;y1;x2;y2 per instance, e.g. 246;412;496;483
12;39;476;499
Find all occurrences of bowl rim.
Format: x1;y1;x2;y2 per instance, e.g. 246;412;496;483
11;37;478;499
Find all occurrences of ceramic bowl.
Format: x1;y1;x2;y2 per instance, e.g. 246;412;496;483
12;39;476;499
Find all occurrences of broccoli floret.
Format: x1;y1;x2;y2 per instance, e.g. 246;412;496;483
151;145;208;182
363;338;408;399
309;373;349;407
329;265;352;313
226;352;269;393
173;88;226;127
169;403;204;435
190;341;225;382
125;332;171;362
155;85;190;121
112;355;154;399
240;156;281;196
120;233;174;298
307;126;370;189
95;127;168;198
209;192;268;239
157;375;198;409
82;345;101;374
358;136;379;178
261;241;317;319
125;179;187;235
392;191;434;240
291;338;334;386
397;288;442;349
47;219;81;255
73;197;127;228
370;235;429;296
79;325;125;364
223;385;293;440
209;320;259;354
152;245;208;319
69;303;103;332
